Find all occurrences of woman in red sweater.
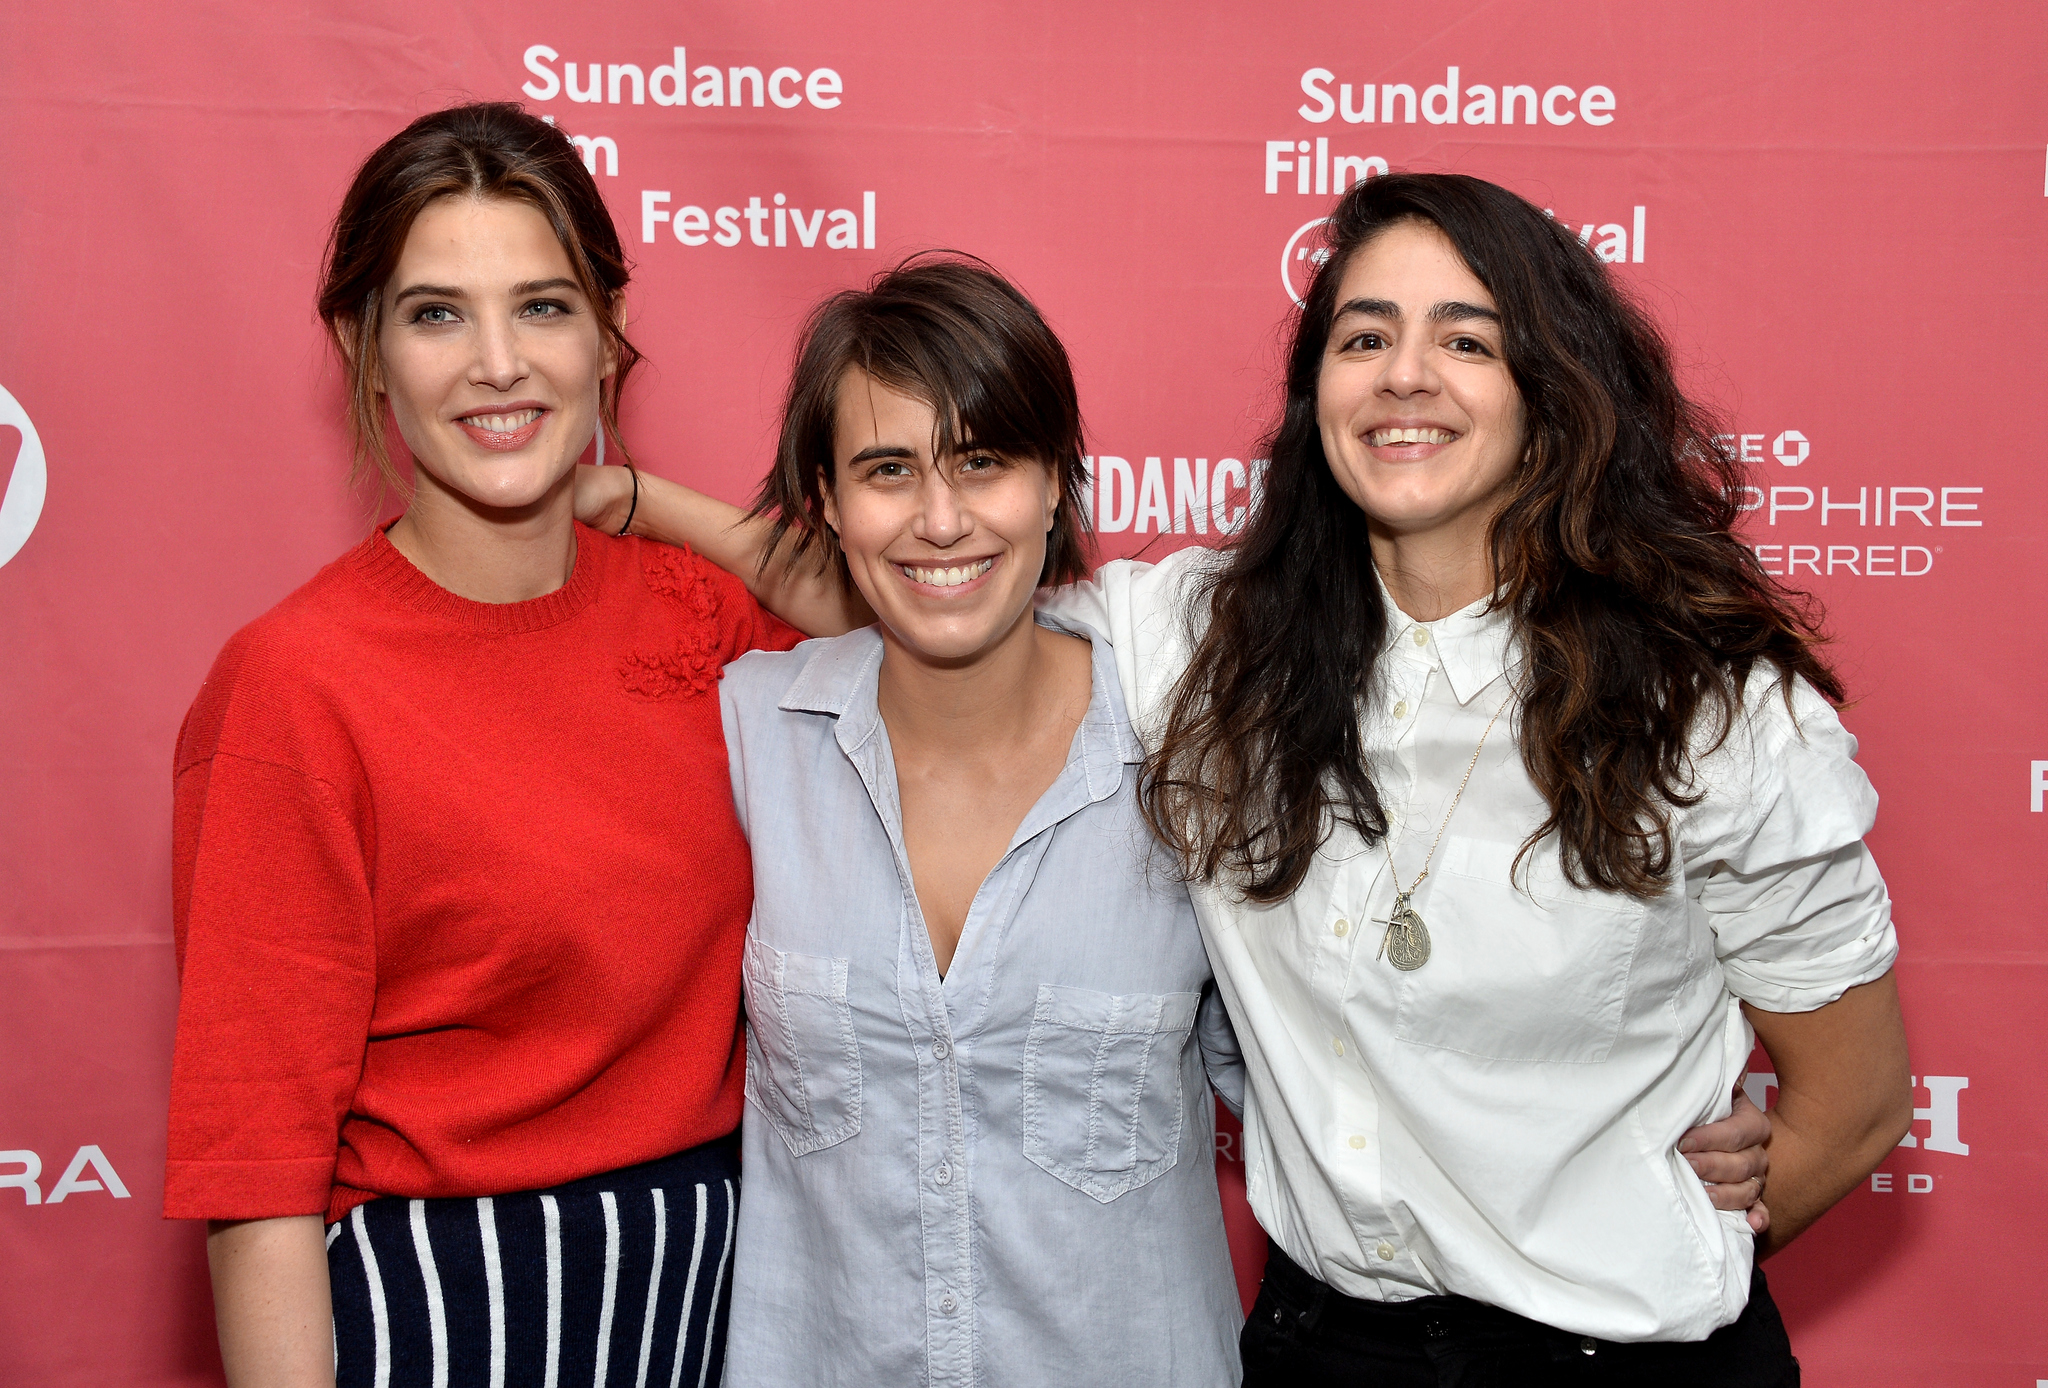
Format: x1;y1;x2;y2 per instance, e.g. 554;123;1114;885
166;103;799;1386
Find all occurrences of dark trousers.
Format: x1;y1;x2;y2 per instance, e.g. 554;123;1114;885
1241;1240;1799;1387
329;1136;740;1388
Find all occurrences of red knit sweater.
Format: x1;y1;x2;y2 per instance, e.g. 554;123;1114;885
165;524;799;1223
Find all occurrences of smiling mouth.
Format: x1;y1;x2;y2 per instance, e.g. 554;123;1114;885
898;557;996;589
457;408;549;450
1368;426;1458;447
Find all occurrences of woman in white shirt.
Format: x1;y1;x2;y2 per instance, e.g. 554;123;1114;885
1039;173;1911;1383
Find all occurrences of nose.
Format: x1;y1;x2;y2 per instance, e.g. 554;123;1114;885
911;469;972;549
469;311;528;394
1378;330;1440;399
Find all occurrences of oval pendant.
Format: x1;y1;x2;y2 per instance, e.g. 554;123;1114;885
1385;906;1431;971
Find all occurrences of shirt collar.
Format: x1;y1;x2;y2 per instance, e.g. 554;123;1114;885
1377;579;1516;706
776;611;1143;791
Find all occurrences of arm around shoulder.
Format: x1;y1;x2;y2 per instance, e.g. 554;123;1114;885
576;463;870;637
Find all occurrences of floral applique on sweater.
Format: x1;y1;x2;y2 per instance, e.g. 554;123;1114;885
620;545;727;700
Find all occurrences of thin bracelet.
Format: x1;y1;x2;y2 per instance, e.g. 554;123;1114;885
616;463;639;537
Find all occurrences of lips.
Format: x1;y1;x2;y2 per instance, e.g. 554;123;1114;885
457;407;548;451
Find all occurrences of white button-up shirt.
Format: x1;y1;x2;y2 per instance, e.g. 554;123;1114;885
1043;548;1898;1342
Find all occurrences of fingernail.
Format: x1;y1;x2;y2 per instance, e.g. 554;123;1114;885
1677;1139;1696;1153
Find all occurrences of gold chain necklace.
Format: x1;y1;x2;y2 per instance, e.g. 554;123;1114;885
1375;689;1510;971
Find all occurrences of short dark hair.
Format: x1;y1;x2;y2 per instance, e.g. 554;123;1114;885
753;254;1093;587
316;102;641;493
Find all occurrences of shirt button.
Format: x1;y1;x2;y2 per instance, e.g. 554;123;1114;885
1332;918;1350;937
1580;1337;1598;1356
1377;1242;1396;1261
1332;1037;1346;1057
935;1164;952;1186
1412;628;1429;646
1348;1134;1367;1150
939;1292;957;1315
932;1040;949;1060
1392;701;1408;719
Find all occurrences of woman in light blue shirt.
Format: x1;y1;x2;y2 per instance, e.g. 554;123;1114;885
709;257;1243;1386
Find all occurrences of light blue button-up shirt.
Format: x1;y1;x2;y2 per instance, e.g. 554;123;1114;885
718;616;1244;1388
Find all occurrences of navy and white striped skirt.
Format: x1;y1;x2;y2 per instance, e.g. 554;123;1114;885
327;1137;740;1388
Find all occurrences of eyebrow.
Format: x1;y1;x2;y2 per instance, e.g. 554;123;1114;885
848;444;918;465
390;277;583;306
391;283;464;306
1333;297;1500;324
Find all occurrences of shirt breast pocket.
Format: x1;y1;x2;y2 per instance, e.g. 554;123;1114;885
1392;836;1644;1064
742;936;862;1156
1020;984;1200;1203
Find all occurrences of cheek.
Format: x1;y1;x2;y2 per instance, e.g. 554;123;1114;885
1314;366;1346;432
830;491;900;568
545;333;608;400
375;338;436;417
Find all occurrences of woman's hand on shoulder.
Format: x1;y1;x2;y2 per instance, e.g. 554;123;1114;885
1677;1084;1773;1234
573;463;638;536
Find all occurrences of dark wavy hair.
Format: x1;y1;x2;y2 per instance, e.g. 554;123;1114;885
751;254;1093;587
316;102;641;493
1142;172;1841;903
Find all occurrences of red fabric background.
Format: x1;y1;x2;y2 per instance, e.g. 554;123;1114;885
2;3;2042;1382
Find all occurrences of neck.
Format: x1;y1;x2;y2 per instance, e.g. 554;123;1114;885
876;606;1072;754
385;470;579;604
1367;513;1496;622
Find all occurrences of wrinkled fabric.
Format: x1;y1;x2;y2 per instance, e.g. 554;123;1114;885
1042;550;1896;1343
718;616;1244;1387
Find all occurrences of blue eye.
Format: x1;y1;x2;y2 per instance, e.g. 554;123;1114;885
413;305;457;324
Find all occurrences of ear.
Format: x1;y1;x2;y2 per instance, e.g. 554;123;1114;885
1042;459;1063;531
818;464;841;535
601;292;625;379
344;316;386;397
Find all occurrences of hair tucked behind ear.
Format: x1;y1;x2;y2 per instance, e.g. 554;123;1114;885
1142;172;1841;903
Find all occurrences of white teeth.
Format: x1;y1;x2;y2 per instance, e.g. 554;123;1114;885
1370;426;1454;447
903;558;994;588
467;409;541;434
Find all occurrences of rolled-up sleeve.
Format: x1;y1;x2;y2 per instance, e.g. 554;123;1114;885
1686;678;1898;1014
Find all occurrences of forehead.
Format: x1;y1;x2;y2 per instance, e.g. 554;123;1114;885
393;196;575;279
831;367;942;454
1333;221;1494;313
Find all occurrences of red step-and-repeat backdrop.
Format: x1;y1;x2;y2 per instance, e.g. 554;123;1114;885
3;2;2043;1382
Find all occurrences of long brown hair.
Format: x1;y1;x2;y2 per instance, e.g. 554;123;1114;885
752;254;1093;588
316;102;641;493
1143;172;1841;903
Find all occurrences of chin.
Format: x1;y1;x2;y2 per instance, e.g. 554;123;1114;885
456;464;571;512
